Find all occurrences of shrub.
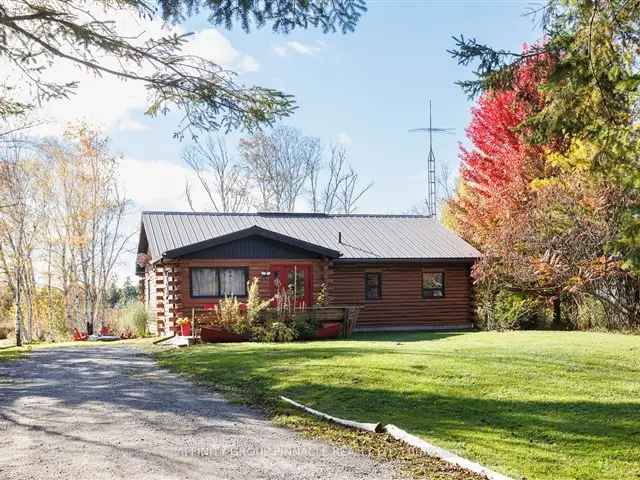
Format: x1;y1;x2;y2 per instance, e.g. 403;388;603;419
292;310;319;340
478;290;542;330
252;320;297;342
113;302;149;338
209;278;320;342
214;295;247;334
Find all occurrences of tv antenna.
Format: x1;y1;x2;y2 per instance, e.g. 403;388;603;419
409;100;455;218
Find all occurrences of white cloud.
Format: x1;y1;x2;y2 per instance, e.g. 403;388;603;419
2;5;259;136
183;29;259;73
336;132;353;146
273;40;325;57
117;118;150;133
119;157;211;211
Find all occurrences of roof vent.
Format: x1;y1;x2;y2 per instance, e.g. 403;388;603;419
338;231;342;244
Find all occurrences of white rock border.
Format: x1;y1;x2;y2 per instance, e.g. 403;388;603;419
280;395;383;433
383;424;513;480
279;396;514;480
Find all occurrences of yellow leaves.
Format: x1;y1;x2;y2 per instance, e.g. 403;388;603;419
546;139;597;172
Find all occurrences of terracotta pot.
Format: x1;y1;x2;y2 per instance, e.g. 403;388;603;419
314;322;342;340
200;325;250;343
180;323;192;337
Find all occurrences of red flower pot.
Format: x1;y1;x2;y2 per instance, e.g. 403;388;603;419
180;323;192;337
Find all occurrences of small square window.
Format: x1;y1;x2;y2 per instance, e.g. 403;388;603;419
365;272;382;300
422;272;445;298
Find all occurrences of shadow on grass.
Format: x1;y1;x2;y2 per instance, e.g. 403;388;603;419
158;342;640;479
348;331;471;343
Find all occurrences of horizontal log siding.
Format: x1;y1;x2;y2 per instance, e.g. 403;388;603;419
168;258;327;314
327;263;473;327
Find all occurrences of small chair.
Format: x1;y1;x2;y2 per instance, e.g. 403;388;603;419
73;328;88;341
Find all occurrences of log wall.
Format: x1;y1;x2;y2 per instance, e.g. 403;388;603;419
327;262;474;328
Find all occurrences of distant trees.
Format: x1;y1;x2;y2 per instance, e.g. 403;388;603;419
184;126;372;214
309;144;372;214
240;126;322;211
184;137;249;213
0;124;133;343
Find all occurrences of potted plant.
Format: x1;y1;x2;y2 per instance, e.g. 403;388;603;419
176;317;192;337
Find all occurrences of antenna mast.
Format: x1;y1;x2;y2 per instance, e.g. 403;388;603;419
409;100;454;218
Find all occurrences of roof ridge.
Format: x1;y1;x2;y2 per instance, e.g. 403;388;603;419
141;210;434;219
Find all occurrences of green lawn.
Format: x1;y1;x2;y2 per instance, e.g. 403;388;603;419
155;331;640;480
0;345;31;362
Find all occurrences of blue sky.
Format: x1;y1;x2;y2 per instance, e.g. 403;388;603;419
109;1;542;216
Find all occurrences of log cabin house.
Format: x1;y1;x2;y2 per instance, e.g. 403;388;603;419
136;211;481;335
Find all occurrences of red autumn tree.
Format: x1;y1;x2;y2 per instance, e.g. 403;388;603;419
450;49;640;329
451;51;549;248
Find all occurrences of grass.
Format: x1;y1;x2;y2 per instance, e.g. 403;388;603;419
155;331;640;480
0;345;32;362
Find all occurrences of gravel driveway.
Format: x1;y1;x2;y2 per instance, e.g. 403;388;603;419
0;345;404;480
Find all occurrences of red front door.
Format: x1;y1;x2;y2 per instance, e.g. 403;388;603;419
271;264;313;308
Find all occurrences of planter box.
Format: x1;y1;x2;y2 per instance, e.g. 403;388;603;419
200;325;250;343
314;322;342;340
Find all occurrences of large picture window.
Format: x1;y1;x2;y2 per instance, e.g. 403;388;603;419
422;272;445;298
190;267;248;298
365;272;382;300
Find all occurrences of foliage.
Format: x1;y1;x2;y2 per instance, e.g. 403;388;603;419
106;279;139;308
209;278;317;342
112;302;149;338
449;45;640;329
292;311;319;340
251;320;296;343
245;277;272;323
156;331;640;480
477;290;543;331
450;0;640;273
0;1;365;134
213;295;245;333
315;283;328;306
159;0;366;34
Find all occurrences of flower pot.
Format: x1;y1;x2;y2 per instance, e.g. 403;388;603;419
200;325;249;343
180;323;192;337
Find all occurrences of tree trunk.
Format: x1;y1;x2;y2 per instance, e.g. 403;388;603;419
552;296;562;330
15;273;22;347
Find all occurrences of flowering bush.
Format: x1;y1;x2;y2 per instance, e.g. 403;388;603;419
207;277;317;342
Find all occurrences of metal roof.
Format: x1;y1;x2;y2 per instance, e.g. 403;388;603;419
139;211;481;263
